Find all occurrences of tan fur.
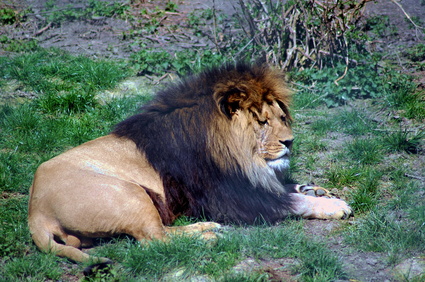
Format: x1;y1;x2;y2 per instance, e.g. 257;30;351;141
28;135;220;262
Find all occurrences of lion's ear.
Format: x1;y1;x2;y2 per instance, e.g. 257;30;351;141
215;87;248;119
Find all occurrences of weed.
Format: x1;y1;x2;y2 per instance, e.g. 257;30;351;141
165;1;178;12
298;135;328;153
44;0;128;25
383;128;424;154
326;165;361;187
292;64;384;107
309;118;337;136
221;272;269;281
349;186;378;214
346;138;383;165
37;91;98;114
364;15;397;39
309;108;374;137
188;8;214;29
90;221;345;280
345;176;424;260
119;235;237;278
297;244;346;281
0;36;40;52
383;70;425;119
335;109;375;136
131;49;171;75
0;6;18;24
406;16;424;29
130;48;226;76
349;168;382;213
404;43;425;62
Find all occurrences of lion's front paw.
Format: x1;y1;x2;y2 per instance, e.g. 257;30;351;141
290;193;353;219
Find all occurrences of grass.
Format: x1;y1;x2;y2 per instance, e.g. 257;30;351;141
0;46;424;280
344;197;425;264
383;128;425;154
85;222;345;281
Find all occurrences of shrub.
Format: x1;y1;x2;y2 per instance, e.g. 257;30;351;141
236;0;373;70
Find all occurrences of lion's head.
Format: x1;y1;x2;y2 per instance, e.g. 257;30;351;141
113;62;294;223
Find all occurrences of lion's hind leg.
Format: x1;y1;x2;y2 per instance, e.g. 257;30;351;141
29;215;108;263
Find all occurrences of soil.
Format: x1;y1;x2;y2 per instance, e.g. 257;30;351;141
1;0;424;281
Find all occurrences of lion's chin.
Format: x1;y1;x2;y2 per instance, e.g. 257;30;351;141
267;156;290;171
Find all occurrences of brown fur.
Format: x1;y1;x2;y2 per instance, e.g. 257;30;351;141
28;62;352;263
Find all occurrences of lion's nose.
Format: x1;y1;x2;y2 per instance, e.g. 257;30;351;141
281;139;294;149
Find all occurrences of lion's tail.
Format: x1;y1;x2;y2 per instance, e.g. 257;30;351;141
28;213;109;264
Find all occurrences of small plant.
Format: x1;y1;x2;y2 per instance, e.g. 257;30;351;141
406;16;424;30
383;128;424;154
364;15;397;39
326;165;361;187
334;109;375;136
404;43;425;62
346;138;383;165
165;1;178;12
130;48;226;76
348;168;382;213
131;49;171;75
292;63;385;107
187;8;214;30
37;91;98;114
43;0;128;25
0;35;40;52
0;6;18;25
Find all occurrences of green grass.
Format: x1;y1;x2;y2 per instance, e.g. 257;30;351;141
86;222;346;281
344;205;425;265
346;138;383;165
325;165;361;187
383;128;425;154
0;49;128;101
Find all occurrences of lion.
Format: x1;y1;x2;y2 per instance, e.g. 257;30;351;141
28;62;352;264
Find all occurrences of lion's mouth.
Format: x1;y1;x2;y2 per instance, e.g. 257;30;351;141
266;151;291;170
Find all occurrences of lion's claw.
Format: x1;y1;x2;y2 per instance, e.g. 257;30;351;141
296;184;335;198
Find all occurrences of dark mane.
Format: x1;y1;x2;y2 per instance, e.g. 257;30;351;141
113;62;294;224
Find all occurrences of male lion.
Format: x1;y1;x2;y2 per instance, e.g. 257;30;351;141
28;62;352;263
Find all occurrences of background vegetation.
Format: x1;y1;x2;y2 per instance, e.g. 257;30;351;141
0;0;424;281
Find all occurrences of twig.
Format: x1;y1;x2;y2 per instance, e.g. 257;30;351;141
34;22;52;36
234;36;256;58
212;0;221;54
153;73;170;85
389;0;424;30
405;173;425;181
334;64;348;85
334;34;349;85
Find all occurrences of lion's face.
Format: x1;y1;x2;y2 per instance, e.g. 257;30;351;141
252;100;293;171
211;64;293;174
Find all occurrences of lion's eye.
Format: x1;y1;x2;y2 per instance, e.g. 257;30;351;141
281;116;286;122
258;119;268;125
